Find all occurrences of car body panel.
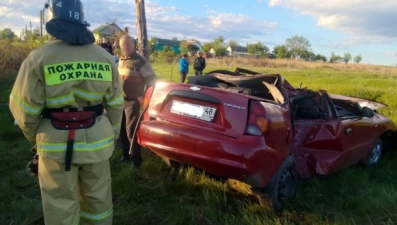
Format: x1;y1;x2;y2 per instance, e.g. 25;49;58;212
138;70;397;190
138;121;286;187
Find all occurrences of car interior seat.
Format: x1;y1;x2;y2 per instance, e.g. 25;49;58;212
295;98;321;119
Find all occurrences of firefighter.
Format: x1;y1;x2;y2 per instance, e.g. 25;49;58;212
9;0;123;224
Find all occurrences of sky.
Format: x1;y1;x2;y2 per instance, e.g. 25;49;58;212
0;0;396;65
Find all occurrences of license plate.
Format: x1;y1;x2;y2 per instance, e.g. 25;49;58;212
170;100;216;122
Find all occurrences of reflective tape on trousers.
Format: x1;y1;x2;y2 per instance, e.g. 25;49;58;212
80;207;113;221
44;61;112;86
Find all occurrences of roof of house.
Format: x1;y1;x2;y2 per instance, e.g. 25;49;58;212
156;38;181;47
92;23;124;36
186;40;202;47
229;45;248;52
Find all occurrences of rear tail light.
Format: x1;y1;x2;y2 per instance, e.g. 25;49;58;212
142;86;155;109
245;100;270;136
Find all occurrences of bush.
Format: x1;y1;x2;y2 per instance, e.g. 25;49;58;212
0;40;34;79
150;50;179;64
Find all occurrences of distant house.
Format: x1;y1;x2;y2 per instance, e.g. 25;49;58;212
268;52;276;59
186;40;202;53
155;38;181;53
209;48;217;56
226;46;249;57
92;23;124;44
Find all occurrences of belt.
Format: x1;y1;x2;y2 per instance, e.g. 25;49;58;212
42;104;103;171
41;104;104;118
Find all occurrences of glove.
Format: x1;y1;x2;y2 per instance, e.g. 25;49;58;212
26;144;38;177
26;154;39;177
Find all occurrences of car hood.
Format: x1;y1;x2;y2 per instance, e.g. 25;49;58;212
329;94;388;110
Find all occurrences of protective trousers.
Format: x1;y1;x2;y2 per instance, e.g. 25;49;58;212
38;157;113;225
120;100;142;165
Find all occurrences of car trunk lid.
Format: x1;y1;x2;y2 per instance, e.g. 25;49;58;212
145;82;250;138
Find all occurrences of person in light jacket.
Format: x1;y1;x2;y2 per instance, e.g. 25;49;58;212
9;0;123;224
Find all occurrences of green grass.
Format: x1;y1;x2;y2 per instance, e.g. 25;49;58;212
0;72;16;103
1;64;397;225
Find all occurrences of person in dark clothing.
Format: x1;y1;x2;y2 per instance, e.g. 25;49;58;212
100;42;119;66
118;35;157;168
179;54;190;83
193;51;206;75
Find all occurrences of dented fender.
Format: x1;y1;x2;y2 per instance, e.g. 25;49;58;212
293;153;317;179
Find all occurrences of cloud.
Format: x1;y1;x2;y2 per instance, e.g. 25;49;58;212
385;51;397;57
0;0;278;43
268;0;397;44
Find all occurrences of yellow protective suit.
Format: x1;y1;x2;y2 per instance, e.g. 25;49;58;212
10;40;123;225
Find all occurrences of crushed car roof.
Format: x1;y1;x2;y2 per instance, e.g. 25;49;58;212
329;94;388;110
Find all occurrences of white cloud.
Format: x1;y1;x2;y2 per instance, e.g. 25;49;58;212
385;51;397;57
0;0;278;43
268;0;397;44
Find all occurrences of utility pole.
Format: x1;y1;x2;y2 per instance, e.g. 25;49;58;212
394;53;397;66
25;24;28;42
135;0;149;59
40;10;43;37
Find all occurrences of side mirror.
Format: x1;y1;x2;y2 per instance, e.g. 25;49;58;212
362;107;374;118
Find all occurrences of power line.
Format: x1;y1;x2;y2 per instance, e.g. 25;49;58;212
0;6;19;21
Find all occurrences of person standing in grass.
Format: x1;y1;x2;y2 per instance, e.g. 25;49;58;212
193;51;206;75
179;54;190;83
118;35;157;168
9;0;123;224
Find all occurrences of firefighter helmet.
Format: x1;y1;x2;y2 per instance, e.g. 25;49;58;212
45;0;88;26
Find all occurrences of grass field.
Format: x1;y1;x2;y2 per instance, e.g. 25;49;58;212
1;63;397;225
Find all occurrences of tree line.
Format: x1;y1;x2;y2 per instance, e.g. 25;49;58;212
0;27;48;43
0;27;363;64
199;35;362;63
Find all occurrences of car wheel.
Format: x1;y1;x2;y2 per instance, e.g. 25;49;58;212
362;139;383;167
268;160;298;212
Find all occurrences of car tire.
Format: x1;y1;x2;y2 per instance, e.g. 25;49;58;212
362;139;383;167
267;159;298;212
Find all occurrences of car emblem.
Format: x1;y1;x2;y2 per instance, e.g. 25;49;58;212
190;86;201;91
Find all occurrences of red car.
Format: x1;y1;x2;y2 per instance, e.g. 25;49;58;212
137;68;397;211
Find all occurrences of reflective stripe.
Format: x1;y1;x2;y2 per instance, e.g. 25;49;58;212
74;88;104;101
47;89;105;107
10;91;42;115
104;93;112;101
37;136;114;152
112;122;121;130
106;94;123;106
46;93;74;107
80;207;113;221
22;130;35;138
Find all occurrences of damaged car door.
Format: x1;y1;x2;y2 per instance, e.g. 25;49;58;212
290;90;345;175
333;98;375;167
